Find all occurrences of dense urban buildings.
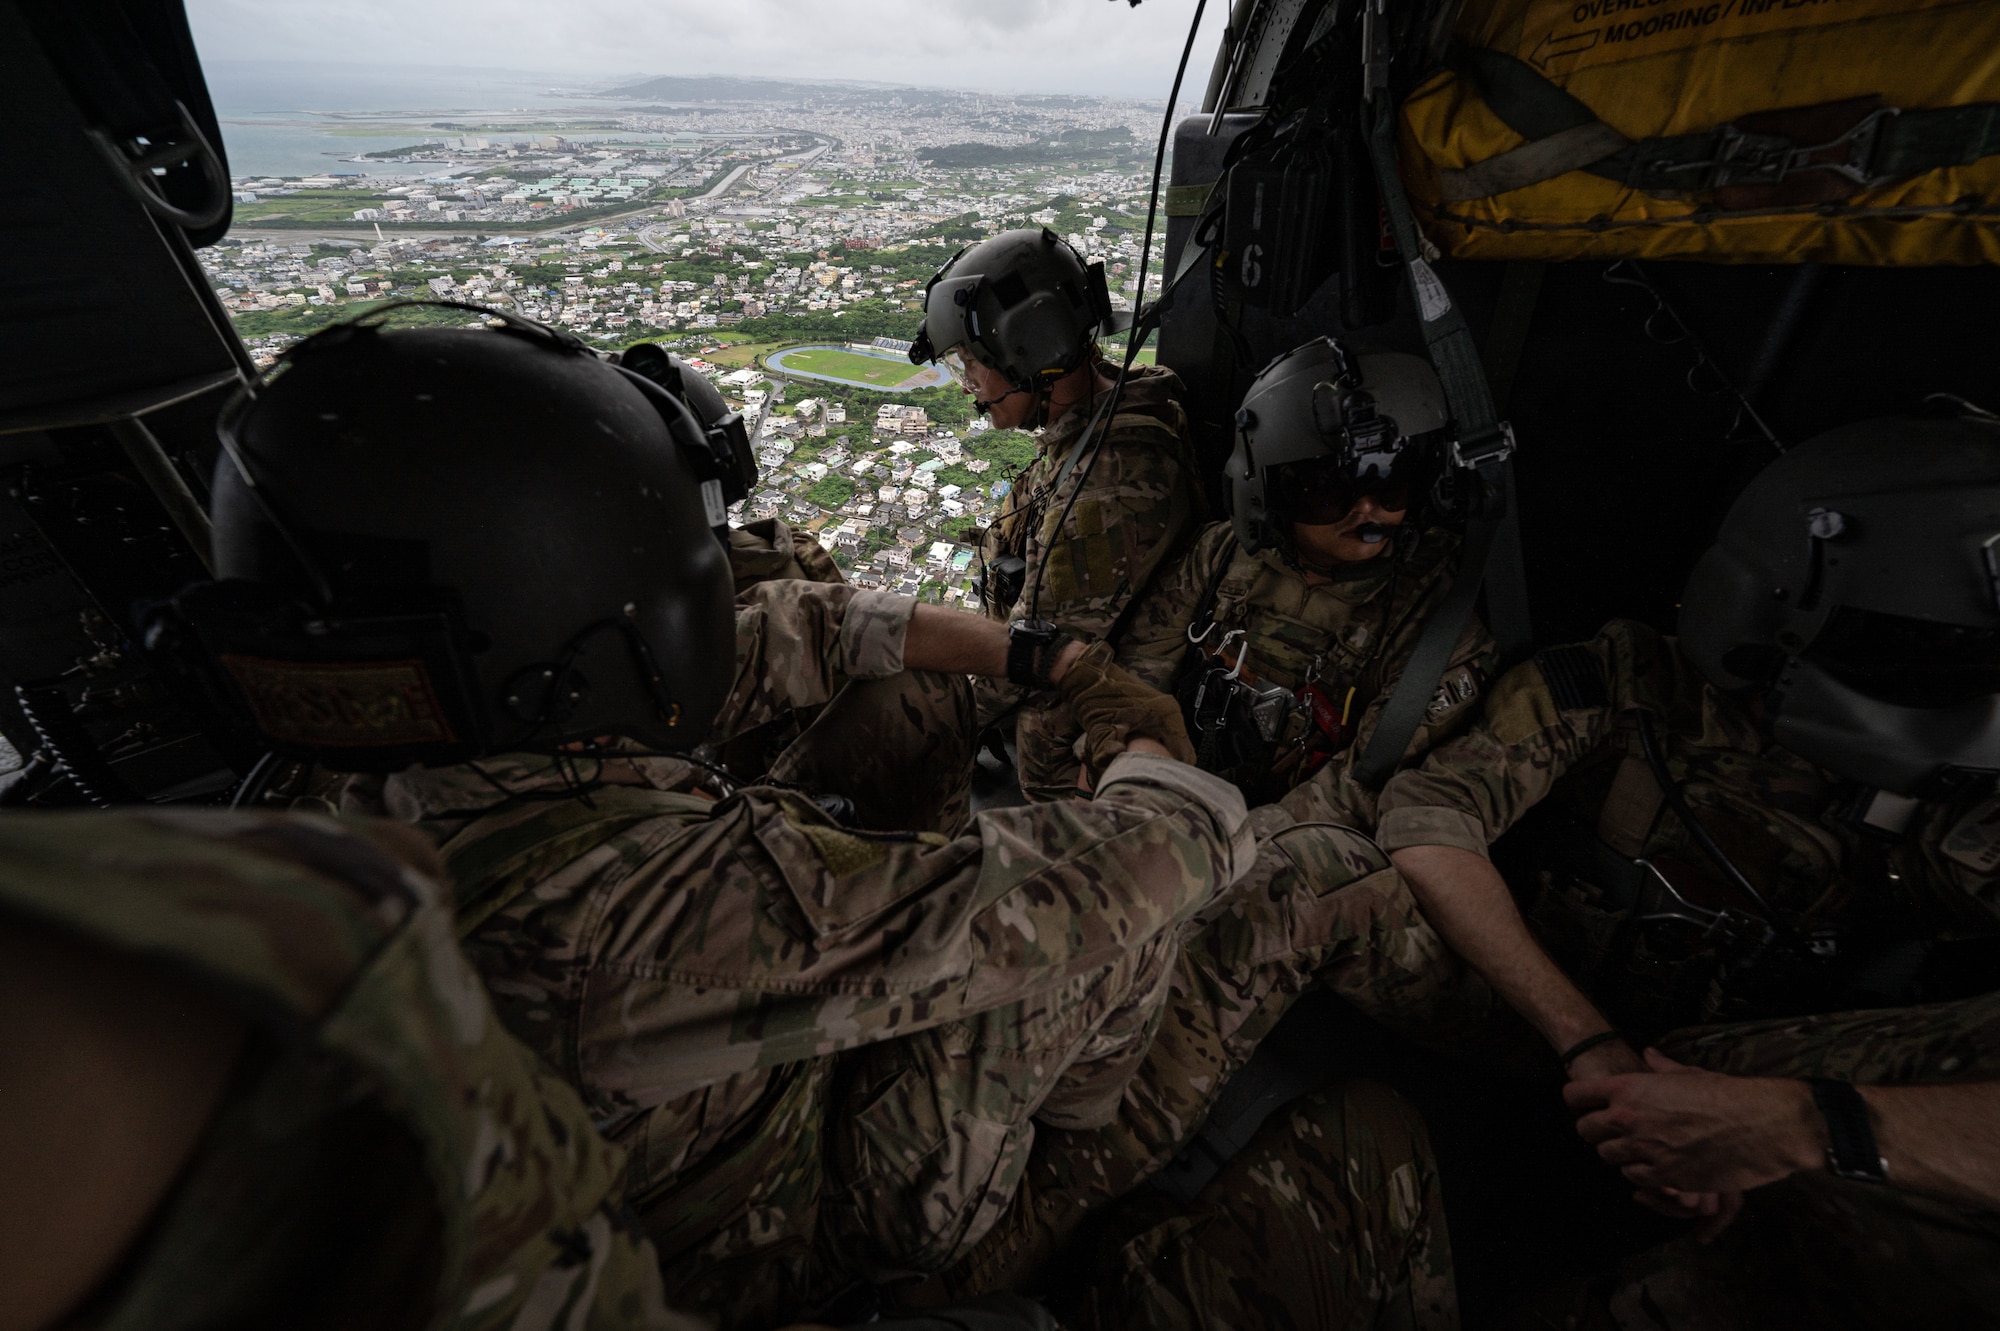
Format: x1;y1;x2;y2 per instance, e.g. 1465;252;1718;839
204;81;1175;603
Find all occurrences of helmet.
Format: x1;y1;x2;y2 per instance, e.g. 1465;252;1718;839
618;341;757;495
1679;414;2000;796
1223;338;1450;556
909;227;1114;394
168;320;737;770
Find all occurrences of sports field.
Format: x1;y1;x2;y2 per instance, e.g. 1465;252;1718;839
766;344;949;391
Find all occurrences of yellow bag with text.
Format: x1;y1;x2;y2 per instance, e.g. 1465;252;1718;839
1398;0;2000;263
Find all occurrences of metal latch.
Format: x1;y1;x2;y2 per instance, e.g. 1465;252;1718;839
1656;107;1901;191
1450;421;1516;470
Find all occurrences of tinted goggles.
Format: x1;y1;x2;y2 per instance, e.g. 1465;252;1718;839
1275;455;1413;526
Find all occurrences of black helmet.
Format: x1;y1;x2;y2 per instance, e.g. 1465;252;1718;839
1224;337;1450;557
616;343;744;437
909;227;1114;394
1680;414;2000;796
165;319;737;770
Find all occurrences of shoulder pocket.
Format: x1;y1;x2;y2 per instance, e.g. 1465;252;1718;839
744;790;952;938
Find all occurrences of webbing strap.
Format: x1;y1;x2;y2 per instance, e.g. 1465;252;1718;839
1149;1032;1327;1203
1446;47;2000;201
1351;95;1532;789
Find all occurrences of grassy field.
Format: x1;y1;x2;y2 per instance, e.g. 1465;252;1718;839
1099;340;1159;367
771;346;926;388
703;339;786;368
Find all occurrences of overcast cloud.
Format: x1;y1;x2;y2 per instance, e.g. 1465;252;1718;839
185;0;1218;100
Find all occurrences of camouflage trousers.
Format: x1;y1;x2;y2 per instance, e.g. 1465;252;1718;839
652;918;1186;1324
1604;996;2000;1331
1073;1079;1458;1331
770;668;977;836
918;809;1494;1302
824;929;1181;1284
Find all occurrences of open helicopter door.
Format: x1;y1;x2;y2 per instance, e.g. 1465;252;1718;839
0;0;253;805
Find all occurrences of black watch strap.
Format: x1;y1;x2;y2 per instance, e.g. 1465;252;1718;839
1808;1077;1887;1183
1006;623;1045;689
1008;621;1071;690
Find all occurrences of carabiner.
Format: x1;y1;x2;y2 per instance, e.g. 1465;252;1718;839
1219;630;1248;680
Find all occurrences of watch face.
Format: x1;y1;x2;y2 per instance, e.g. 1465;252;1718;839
1011;619;1059;640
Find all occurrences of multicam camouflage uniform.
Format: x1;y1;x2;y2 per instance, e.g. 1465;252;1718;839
919;526;1498;1316
726;516;845;592
1371;619;2000;1328
345;577;1258;1327
1099;519;1496;818
1374;619;2000;1040
1074;1079;1459;1331
720;519;975;835
0;810;688;1331
920;806;1489;1311
972;364;1204;800
1602;995;2000;1330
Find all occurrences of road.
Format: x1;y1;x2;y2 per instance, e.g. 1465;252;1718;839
696;163;754;202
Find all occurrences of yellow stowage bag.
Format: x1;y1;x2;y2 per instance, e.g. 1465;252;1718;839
1400;0;2000;263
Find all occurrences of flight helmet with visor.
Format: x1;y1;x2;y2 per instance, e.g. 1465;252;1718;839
1679;412;2000;797
1224;337;1450;562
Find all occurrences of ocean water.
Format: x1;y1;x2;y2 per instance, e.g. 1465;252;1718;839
203;60;679;177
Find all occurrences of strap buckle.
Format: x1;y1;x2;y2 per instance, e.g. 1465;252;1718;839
1662;107;1901;190
1450;420;1516;470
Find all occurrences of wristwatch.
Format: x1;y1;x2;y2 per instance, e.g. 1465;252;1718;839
1007;619;1072;690
1808;1077;1888;1183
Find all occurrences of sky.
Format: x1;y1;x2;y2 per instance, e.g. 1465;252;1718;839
185;0;1222;102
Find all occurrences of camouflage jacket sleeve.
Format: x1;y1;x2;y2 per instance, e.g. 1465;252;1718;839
0;810;684;1331
572;751;1254;1105
1283;605;1498;832
727;517;844;593
717;580;915;737
1372;622;1669;856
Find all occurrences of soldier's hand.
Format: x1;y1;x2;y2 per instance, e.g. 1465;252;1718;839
1630;1183;1745;1244
1057;641;1197;784
1565;1048;1822;1236
1565;1037;1646;1082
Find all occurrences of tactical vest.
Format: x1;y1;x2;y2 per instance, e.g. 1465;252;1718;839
0;810;671;1331
979;381;1197;625
1173;529;1460;805
1507;655;2000;1038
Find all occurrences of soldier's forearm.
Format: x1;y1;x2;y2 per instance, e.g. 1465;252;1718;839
902;603;1008;678
1390;843;1619;1058
1862;1081;2000;1210
903;604;1086;684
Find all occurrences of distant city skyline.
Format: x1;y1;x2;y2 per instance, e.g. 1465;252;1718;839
187;0;1219;102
